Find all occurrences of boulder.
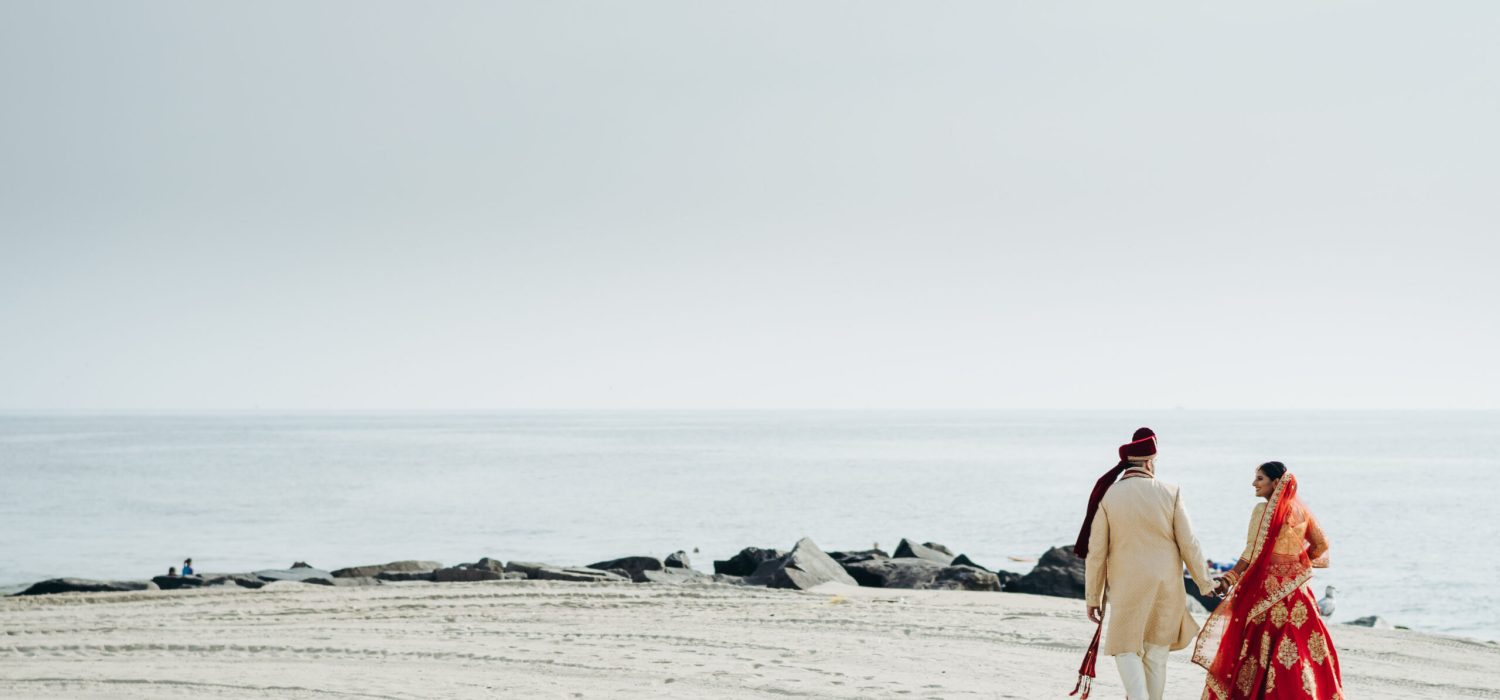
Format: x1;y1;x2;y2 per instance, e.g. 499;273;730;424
203;574;266;589
995;570;1022;590
638;567;708;584
930;565;1002;592
744;538;857;590
465;558;506;573
828;548;889;565
1347;615;1395;629
1007;545;1086;599
290;561;314;569
377;570;437;582
254;568;336;586
503;562;627;583
893;538;954;564
434;567;503;582
332;560;443;578
664;551;691;569
923;542;955;556
714;547;785;576
843;558;945;588
951;553;988;570
15;578;153;596
588;556;665;583
152;575;209;590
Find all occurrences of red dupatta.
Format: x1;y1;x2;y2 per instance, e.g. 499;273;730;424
1192;473;1318;698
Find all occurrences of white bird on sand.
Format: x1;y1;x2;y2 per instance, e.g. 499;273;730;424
1318;586;1337;617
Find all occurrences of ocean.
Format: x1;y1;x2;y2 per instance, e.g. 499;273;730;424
1;410;1494;641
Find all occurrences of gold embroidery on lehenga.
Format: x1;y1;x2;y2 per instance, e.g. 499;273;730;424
1270;602;1289;628
1265;663;1276;692
1259;631;1271;669
1302;662;1318;696
1276;636;1299;669
1308;632;1329;665
1249;609;1265;625
1290;599;1309;629
1204;674;1230;700
1235;655;1258;696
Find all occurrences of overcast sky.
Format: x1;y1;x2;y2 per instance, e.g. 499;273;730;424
1;1;1496;410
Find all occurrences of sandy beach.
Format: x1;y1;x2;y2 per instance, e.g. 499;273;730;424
2;580;1496;699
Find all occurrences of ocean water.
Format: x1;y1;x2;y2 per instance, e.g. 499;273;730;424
1;411;1494;641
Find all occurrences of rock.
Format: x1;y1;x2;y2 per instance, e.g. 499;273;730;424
376;570;437;582
710;573;747;585
922;542;955;556
151;575;208;590
950;553;988;570
714;547;786;576
843;558;945;588
331;576;383;587
503;562;627;583
1007;545;1086;599
332;560;443;578
828;549;889;565
1347;615;1395;629
665;551;691;569
588;556;665;583
465;558;506;573
433;567;503;582
744;538;857;590
930;565;1002;592
290;561;314;569
1185;577;1221;614
893;538;954;564
995;570;1022;590
15;578;153;596
204;575;265;589
638;567;708;584
254;568;336;586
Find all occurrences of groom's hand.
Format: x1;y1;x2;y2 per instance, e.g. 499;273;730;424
1087;606;1103;624
1212;578;1231;597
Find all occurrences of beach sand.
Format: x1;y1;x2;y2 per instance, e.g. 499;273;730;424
2;580;1496;699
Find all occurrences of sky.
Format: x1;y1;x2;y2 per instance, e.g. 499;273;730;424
1;1;1497;410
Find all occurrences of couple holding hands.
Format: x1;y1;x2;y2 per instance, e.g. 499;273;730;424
1072;428;1345;700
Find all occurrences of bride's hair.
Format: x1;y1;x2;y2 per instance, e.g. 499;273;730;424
1258;461;1287;479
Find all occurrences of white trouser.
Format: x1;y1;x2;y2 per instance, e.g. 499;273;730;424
1114;643;1169;700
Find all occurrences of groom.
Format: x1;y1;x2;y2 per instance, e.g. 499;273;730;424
1073;428;1220;700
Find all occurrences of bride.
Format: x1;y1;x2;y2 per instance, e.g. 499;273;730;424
1194;462;1346;699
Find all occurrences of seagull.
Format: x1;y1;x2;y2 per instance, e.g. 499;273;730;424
1318;586;1337;617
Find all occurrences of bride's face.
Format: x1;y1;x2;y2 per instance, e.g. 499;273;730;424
1252;469;1276;499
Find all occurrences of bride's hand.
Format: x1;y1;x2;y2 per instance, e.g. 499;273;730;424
1212;577;1231;597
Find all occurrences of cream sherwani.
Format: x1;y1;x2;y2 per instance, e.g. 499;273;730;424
1085;473;1217;656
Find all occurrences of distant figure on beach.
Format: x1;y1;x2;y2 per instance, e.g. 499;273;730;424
168;566;177;577
1072;428;1218;700
1192;461;1345;699
182;558;194;576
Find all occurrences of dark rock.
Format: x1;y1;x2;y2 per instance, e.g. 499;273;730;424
922;542;955;556
995;570;1022;590
930;565;1001;592
1185;577;1221;613
665;551;691;569
843;558;945;588
503;562;627;583
16;578;153;596
893;538;954;564
714;547;786;576
1347;615;1395;629
203;574;266;589
434;567;503;582
290;561;314;569
710;573;747;585
332;560;443;578
588;556;665;583
1007;546;1086;599
744;538;857;590
152;575;208;590
254;568;336;586
465;558;505;573
950;553;988;570
377;570;437;582
828;549;889;565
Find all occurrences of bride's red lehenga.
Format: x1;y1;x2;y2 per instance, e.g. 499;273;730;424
1194;473;1346;699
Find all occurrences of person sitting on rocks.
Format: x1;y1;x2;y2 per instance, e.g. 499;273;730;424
182;558;195;576
168;566;177;576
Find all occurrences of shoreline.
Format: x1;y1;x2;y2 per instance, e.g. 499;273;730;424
3;580;1496;699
